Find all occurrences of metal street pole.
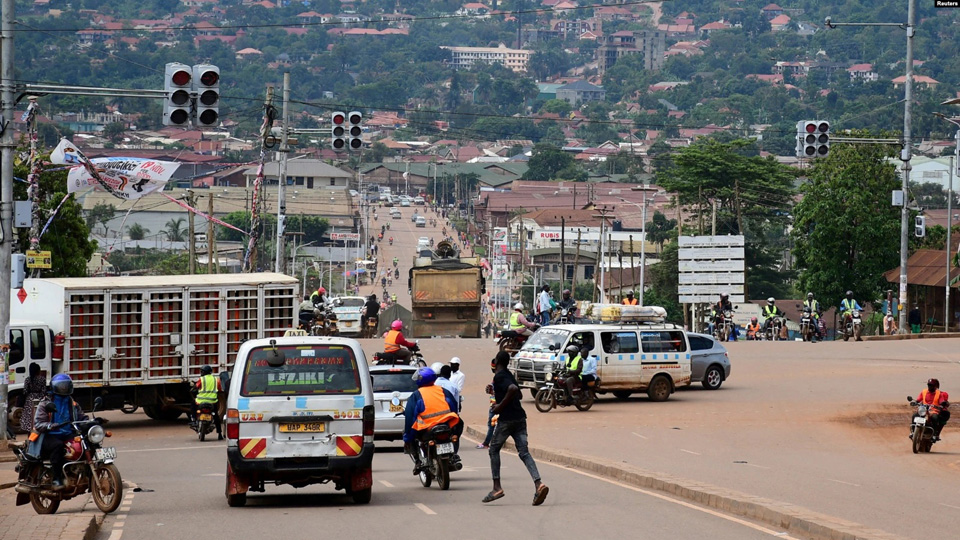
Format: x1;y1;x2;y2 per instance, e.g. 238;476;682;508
0;0;15;441
274;72;290;273
825;0;915;333
948;154;953;332
639;191;648;306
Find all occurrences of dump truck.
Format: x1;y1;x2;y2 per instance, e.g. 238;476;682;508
407;241;485;338
6;273;298;422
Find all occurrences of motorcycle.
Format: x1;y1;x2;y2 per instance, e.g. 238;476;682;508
714;309;734;342
534;369;599;413
841;310;863;342
372;347;427;367
764;316;786;341
908;396;940;453
13;397;122;515
192;402;217;441
363;315;379;338
554;307;574;325
409;423;461;491
497;324;540;353
393;260;398;268
394;269;400;280
799;307;816;342
389;238;394;246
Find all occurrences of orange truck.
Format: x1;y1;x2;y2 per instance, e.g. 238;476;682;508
408;241;484;338
6;274;297;421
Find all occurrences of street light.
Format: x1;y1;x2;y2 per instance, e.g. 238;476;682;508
625;186;656;306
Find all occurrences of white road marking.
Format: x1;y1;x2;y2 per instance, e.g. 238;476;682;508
539;461;803;540
826;479;860;487
202;473;225;477
115;514;127;520
114;522;125;528
108;530;123;540
680;449;701;455
378;480;395;488
743;463;771;470
122;445;225;453
631;432;647;439
414;503;436;515
940;503;960;510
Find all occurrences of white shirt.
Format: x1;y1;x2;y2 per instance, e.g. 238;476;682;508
449;370;465;393
538;291;552;313
436;378;460;411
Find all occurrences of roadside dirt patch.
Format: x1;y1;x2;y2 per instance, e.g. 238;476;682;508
833;404;910;428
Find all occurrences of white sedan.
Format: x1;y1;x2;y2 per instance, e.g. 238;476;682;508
369;364;419;441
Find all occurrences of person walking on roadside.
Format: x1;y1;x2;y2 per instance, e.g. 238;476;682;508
483;351;549;506
537;285;552;326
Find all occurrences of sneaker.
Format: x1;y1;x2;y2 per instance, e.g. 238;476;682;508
476;444;488;449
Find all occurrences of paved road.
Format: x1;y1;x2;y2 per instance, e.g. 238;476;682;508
92;413;795;540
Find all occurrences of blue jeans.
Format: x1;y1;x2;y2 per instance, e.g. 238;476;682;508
482;408;495;446
538;311;550;326
489;419;541;482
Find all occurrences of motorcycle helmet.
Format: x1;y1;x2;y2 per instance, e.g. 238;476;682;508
318;286;326;295
513;302;524;311
562;289;571;297
565;344;580;356
807;292;814;299
412;367;437;387
430;362;445;374
767;297;775;306
845;290;853;298
201;365;213;375
927;378;940;389
750;316;758;323
51;373;74;396
391;320;403;331
720;293;729;299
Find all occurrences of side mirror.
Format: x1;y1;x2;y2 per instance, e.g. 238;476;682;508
266;339;285;367
908;396;914;402
93;397;103;412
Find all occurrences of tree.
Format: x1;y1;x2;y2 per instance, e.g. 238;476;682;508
128;223;149;240
103;122;126;143
522;144;575;181
164;218;187;242
792;138;901;307
645;211;677;253
86;202;116;235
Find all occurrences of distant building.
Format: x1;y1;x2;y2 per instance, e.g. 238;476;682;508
597;30;665;73
442;44;532;72
242;159;352;189
847;63;878;82
556;80;606;106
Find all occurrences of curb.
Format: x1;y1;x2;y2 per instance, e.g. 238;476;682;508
83;514;104;540
863;332;960;341
465;426;906;540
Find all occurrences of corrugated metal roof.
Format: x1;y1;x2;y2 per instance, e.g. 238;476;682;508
883;249;960;288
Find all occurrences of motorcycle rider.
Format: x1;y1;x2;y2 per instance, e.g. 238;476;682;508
621;291;638;305
555;289;578;323
394;268;400;280
509;302;538;337
431;363;461;411
916;378;950;441
761;297;784;333
403;367;463;472
579;345;597;389
190;365;223;440
362;294;380;331
803;292;823;340
840;291;862;322
310;286;328;309
562;344;584;403
28;374;88;488
746;317;761;340
711;293;733;335
298;294;316;328
384;320;418;362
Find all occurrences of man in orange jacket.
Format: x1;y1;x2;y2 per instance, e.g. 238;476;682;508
917;378;950;440
403;367;462;471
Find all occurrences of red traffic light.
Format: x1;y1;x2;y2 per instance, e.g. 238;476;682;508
171;69;191;86
198;70;219;87
805;122;817;133
332;113;345;125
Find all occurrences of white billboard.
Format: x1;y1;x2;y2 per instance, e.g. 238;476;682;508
677;235;746;304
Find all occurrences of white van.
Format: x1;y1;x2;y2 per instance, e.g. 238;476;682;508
510;314;692;402
224;335;375;507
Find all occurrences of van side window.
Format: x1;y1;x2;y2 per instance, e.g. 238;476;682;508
30;329;46;359
570;332;595;352
9;329;24;364
601;332;639;354
640;330;688;353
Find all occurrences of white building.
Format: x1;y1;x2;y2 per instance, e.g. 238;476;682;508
442;44;531;73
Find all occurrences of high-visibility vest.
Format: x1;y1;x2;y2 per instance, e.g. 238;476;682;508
747;323;760;335
841;299;856;313
919;389;946;411
566;354;582;375
622;298;638;305
763;305;777;318
197;374;219;404
414;385;459;431
509;312;524;330
384;330;402;352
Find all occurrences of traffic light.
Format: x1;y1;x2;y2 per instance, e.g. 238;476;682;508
347;111;363;150
915;215;926;238
797;120;830;158
331;111;347;150
164;62;192;126
193;64;220;127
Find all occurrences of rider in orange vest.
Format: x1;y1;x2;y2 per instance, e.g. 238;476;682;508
746;317;761;340
384;320;418;362
917;378;950;440
403;367;462;471
622;291;638;305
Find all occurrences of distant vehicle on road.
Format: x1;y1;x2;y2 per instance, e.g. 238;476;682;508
414;196;425;205
369;364;419;440
686;332;731;390
330;296;367;335
416;216;426;228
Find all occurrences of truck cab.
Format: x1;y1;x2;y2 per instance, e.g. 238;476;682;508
6;322;55;394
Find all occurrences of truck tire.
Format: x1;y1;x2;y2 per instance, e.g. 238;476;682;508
143;405;182;421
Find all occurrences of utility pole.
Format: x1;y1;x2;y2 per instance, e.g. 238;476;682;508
1;0;16;441
593;206;614;303
947;154;953;332
573;230;581;300
186;189;197;274
825;0;915;333
711;199;718;236
560;216;566;294
207;193;214;274
275;72;290;273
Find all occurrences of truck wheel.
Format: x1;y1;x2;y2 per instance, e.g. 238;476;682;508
227;493;247;507
142;405;160;420
143;405;182;421
351;487;372;504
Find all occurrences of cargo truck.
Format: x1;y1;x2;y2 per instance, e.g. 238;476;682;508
407;241;485;338
6;274;298;422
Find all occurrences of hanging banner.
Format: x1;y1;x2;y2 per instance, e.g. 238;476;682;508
50;139;180;200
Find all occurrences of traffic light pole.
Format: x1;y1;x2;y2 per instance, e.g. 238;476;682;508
1;0;15;442
826;0;915;333
275;72;290;274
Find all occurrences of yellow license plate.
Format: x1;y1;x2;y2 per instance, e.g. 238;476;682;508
389;404;404;412
279;422;325;433
343;321;353;327
199;414;212;422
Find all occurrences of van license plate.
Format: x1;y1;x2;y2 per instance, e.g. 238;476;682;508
436;442;454;455
389;403;404;412
95;447;117;461
279;422;325;433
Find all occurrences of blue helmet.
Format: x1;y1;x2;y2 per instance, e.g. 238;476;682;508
412;367;437;387
51;373;74;396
